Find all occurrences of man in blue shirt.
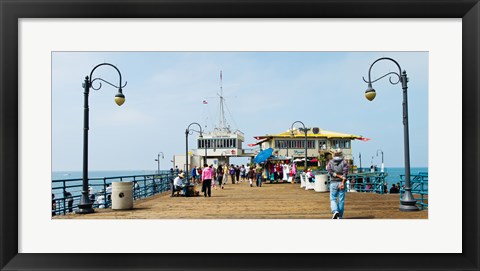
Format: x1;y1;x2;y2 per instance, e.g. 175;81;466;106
191;166;198;183
327;149;348;219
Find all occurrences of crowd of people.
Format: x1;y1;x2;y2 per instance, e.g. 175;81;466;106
170;163;268;198
264;161;297;182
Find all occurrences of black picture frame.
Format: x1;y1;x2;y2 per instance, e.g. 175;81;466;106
1;0;478;270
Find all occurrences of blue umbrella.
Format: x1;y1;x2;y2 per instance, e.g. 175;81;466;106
254;148;274;164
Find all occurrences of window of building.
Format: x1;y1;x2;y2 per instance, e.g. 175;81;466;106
279;140;315;149
318;139;327;150
332;139;351;149
307;140;315;149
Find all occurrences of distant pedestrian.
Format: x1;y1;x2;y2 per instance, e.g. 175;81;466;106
88;186;95;202
306;169;315;183
211;165;217;190
96;192;105;208
240;165;246;182
291;163;297;183
255;164;263;187
174;166;179;174
106;184;112;203
201;164;214;197
216;165;224;189
52;193;56;216
191;166;198;183
229;165;236;184
133;181;140;199
64;191;74;213
247;166;255;187
222;165;228;189
197;167;203;182
389;184;399;194
235;165;241;183
327;149;348;219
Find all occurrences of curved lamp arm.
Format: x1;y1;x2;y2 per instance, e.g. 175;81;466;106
362;57;402;85
89;63;127;90
290;120;306;136
186;122;203;136
376;149;384;163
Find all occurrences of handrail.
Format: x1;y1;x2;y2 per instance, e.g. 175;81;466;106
289;171;390;194
294;170;428;210
52;172;176;215
399;173;428;210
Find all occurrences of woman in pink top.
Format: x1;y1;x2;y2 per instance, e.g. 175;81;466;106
201;164;214;197
291;163;297;183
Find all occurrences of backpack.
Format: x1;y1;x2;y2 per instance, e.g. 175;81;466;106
331;160;346;175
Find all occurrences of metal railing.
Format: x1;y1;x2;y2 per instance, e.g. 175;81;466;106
399;172;429;210
52;172;176;215
291;170;389;194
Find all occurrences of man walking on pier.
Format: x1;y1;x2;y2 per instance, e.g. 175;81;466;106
327;149;348;219
255;164;263;187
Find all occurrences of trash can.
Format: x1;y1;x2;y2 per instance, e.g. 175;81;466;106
300;173;306;188
314;174;329;192
112;181;133;210
185;184;195;197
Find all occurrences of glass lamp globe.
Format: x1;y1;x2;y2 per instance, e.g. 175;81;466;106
115;92;125;106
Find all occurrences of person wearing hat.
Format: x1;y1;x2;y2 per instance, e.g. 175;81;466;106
172;172;186;197
327;149;348;219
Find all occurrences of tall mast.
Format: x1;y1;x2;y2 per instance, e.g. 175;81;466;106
218;70;228;133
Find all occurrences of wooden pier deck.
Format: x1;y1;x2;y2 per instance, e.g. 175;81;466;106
57;181;428;219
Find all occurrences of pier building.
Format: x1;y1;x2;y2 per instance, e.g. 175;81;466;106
253;128;363;170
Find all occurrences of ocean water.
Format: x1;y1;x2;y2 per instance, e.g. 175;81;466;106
380;167;428;186
52;169;159;180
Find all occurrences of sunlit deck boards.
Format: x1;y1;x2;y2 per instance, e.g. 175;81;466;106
56;181;428;219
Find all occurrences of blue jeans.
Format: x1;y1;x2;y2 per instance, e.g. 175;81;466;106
330;181;346;218
256;173;262;187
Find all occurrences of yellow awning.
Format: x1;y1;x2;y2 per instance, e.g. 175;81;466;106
266;128;362;139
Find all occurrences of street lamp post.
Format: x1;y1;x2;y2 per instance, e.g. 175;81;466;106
155;152;164;174
363;57;419;211
359;152;362;173
290;121;309;171
77;63;127;214
185;122;203;184
376;149;384;172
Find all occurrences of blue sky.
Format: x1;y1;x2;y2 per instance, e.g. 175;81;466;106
52;51;428;171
